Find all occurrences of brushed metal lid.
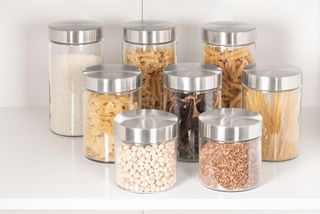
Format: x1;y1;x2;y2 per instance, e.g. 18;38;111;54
164;63;221;92
199;108;262;142
243;64;303;92
202;21;256;46
49;20;103;45
114;109;178;145
83;64;141;93
123;20;176;44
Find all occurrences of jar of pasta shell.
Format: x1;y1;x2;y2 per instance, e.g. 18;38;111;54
164;63;222;161
123;20;177;110
202;21;256;108
83;64;141;163
243;65;302;161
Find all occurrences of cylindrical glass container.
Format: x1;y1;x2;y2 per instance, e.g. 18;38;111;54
199;108;262;192
164;63;222;161
83;64;141;163
123;20;177;110
202;21;256;108
49;20;103;136
114;109;178;193
243;65;302;161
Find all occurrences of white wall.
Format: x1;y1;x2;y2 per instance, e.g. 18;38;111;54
0;0;319;107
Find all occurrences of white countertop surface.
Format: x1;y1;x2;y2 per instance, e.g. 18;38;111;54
0;107;319;210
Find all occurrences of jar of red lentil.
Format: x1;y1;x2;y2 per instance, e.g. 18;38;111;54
199;108;262;191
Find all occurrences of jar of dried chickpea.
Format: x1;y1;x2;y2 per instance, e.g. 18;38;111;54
164;63;222;162
202;21;256;108
83;64;141;163
243;65;302;161
199;108;262;192
114;109;178;193
123;20;177;110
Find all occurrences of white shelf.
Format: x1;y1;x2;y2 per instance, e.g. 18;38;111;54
0;107;319;211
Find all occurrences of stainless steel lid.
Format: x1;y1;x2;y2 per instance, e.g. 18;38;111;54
49;20;103;44
83;64;141;93
164;63;221;92
243;64;303;92
114;109;178;145
202;21;256;46
123;20;176;44
199;108;262;142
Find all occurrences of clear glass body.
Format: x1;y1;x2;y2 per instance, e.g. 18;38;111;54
202;42;255;108
164;88;221;161
83;88;140;163
123;41;177;110
243;86;301;161
49;41;103;136
199;137;261;191
115;138;177;193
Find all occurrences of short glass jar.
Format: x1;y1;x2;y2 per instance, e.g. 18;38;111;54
164;63;222;161
243;65;303;161
202;21;256;108
83;64;141;163
114;109;178;193
123;20;177;110
199;108;262;192
49;20;103;136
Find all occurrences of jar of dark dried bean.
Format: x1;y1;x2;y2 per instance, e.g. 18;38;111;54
199;108;262;191
164;63;221;161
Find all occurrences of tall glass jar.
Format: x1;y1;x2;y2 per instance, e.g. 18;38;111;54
114;110;178;193
49;20;103;136
199;108;262;192
83;64;141;163
243;65;303;161
123;20;177;110
164;63;221;161
202;21;256;108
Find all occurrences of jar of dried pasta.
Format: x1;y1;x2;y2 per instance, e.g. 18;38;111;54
243;65;302;161
164;63;222;162
199;108;262;191
83;64;141;163
123;20;177;110
49;20;103;136
202;21;256;108
114;109;178;193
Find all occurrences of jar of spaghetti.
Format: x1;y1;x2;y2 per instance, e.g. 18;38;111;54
83;64;141;163
202;21;256;108
164;63;221;161
123;20;177;110
199;108;262;191
243;65;302;161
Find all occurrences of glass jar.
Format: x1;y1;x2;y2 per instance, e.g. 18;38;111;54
48;20;103;136
202;21;256;108
114;109;178;193
243;65;302;161
123;20;177;110
83;64;141;163
163;63;221;161
199;108;262;191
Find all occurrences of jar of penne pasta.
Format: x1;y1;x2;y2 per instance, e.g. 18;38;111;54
123;20;177;110
83;64;141;163
243;65;302;161
202;21;256;108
